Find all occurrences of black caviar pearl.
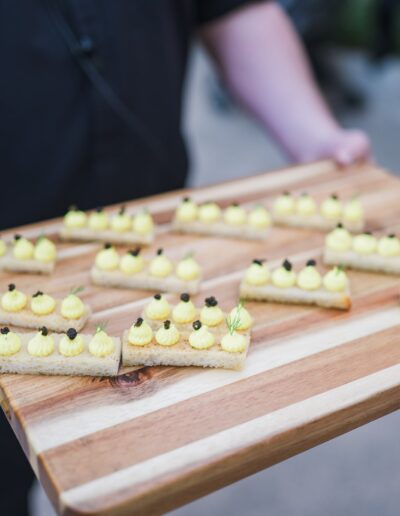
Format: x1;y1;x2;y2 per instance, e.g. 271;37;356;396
66;328;77;340
283;259;292;271
8;284;16;292
119;206;126;215
104;242;112;249
337;223;343;228
388;234;396;238
135;317;143;327
331;194;338;200
164;320;171;329
40;327;49;336
192;320;202;331
128;247;141;256
364;231;372;236
253;259;265;266
183;197;190;202
306;259;316;267
205;296;218;307
1;327;10;335
33;291;43;298
154;293;162;300
180;293;190;302
14;234;21;241
156;248;163;255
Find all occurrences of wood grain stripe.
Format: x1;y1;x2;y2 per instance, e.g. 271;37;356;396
59;363;400;515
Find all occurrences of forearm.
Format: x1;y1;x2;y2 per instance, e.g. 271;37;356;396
201;2;342;161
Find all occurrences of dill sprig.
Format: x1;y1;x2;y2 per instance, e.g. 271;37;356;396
225;303;243;335
69;285;85;295
96;321;108;333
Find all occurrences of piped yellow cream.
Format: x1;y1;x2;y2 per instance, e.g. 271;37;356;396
111;207;132;232
0;327;21;356
34;237;57;263
296;193;317;216
27;327;54;357
13;235;34;260
61;290;85;319
245;259;269;286
155;320;180;346
89;327;115;357
323;267;348;292
220;332;247;353
198;202;221;223
0;239;7;257
223;203;247;226
189;321;215;349
128;318;153;346
59;328;84;357
172;293;197;324
1;284;27;312
273;192;295;216
133;210;154;235
248;205;271;229
175;197;198;222
89;208;109;231
120;248;144;275
200;296;224;327
64;206;87;229
175;255;201;281
272;260;296;288
325;224;353;252
31;291;56;316
149;249;173;278
296;260;322;290
377;234;400;257
95;243;120;271
352;232;377;255
145;294;171;321
343;197;363;223
320;194;342;220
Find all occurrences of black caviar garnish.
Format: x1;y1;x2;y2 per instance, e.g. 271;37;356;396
183;197;190;203
253;259;265;266
66;328;77;340
134;317;143;327
331;194;338;200
282;259;292;271
128;247;141;257
156;248;163;255
205;296;218;307
40;327;49;336
154;293;162;300
180;293;190;302
283;191;290;196
33;291;43;298
1;327;10;335
8;284;16;292
192;320;202;331
306;259;316;267
164;320;171;330
14;234;21;241
119;206;126;215
104;242;112;249
388;234;396;238
364;231;372;236
337;223;343;229
231;202;239;207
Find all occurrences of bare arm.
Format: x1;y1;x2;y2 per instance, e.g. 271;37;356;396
201;2;370;165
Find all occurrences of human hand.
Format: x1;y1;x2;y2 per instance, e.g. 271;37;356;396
297;128;372;167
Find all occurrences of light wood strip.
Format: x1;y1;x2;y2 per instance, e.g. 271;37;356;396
59;363;400;515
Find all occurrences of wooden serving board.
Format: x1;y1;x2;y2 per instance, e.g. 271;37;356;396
1;160;400;516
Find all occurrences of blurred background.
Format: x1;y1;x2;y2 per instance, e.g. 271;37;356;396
27;0;400;514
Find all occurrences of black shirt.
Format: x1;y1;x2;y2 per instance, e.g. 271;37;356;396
0;0;255;230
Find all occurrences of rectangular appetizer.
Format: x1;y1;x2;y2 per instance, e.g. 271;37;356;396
0;284;90;332
142;293;252;336
0;326;120;377
172;198;271;240
323;225;400;275
271;192;364;232
122;304;252;371
0;235;57;274
60;205;155;245
91;246;202;294
240;258;351;310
